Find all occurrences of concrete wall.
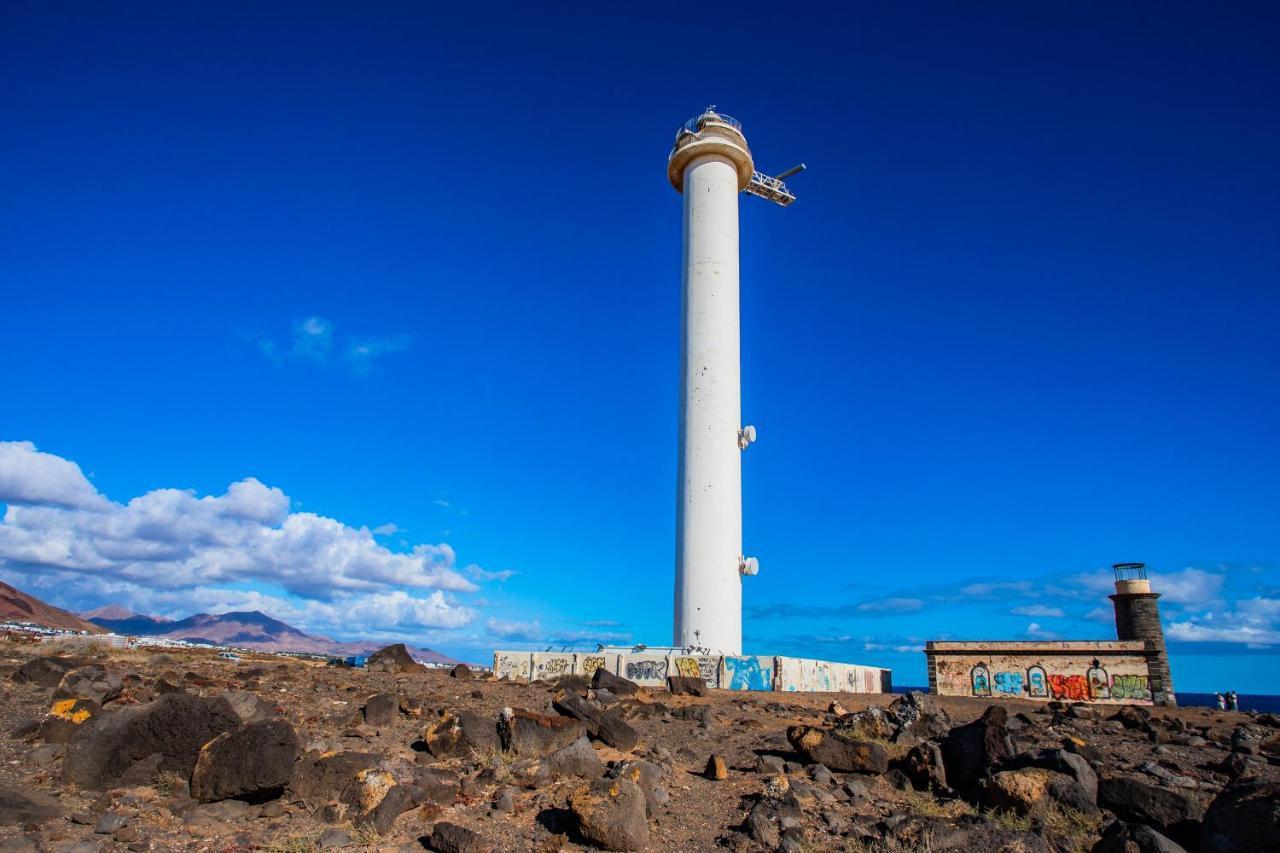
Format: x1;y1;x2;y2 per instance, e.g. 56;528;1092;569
926;641;1155;705
492;651;891;694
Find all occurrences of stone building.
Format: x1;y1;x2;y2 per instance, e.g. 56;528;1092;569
926;563;1176;706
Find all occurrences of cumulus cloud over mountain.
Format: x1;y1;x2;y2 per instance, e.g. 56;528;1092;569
0;440;477;636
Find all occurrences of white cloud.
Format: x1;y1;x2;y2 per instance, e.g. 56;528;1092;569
1084;606;1114;623
856;597;925;613
0;441;483;636
959;580;1034;598
1166;621;1280;646
1156;568;1225;607
372;523;399;536
0;441;110;510
466;565;515;582
257;316;411;373
1012;604;1065;618
1025;622;1059;640
486;617;542;642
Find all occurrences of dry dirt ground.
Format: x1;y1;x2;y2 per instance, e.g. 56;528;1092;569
0;640;1276;852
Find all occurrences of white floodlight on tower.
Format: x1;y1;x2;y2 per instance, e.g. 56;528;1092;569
668;107;802;655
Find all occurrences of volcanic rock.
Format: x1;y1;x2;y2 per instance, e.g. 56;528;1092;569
552;691;638;751
940;705;1014;797
498;707;584;758
36;698;101;744
1099;777;1206;844
366;643;424;674
0;785;62;826
544;735;604;779
289;751;383;807
424;710;500;759
787;726;888;774
11;656;79;687
1199;780;1280;853
705;754;728;780
62;693;241;789
592;668;639;696
666;675;708;697
570;777;650;851
53;666;122;705
449;664;472;679
190;719;300;803
362;693;399;727
426;821;488;853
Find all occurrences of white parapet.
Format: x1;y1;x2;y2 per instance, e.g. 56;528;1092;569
492;650;892;694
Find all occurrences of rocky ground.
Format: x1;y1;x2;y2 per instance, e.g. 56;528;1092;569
0;640;1277;852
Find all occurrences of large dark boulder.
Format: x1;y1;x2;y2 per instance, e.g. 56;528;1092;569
11;656;79;687
37;697;102;744
787;725;888;774
1005;748;1097;805
425;821;489;853
889;691;953;740
552;692;639;751
1099;777;1206;848
423;710;500;759
289;751;382;807
499;707;584;758
570;777;649;851
62;693;241;789
190;719;300;803
366;644;425;674
1199;780;1280;853
0;785;63;826
940;705;1014;798
1094;820;1189;853
666;675;708;696
363;693;399;727
903;741;948;792
53;666;122;705
591;668;639;697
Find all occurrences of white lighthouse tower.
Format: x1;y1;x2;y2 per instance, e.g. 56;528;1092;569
668;109;800;655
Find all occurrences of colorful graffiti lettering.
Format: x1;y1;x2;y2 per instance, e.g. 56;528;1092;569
1048;674;1089;701
725;656;771;691
1110;674;1151;701
1027;666;1048;698
624;659;667;682
674;658;701;678
578;656;607;677
993;671;1024;695
971;664;992;696
1086;664;1111;700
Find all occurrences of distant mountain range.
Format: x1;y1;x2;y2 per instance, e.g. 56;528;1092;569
1;580;105;634
84;606;458;664
0;577;456;664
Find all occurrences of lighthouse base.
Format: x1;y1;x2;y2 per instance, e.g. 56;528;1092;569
492;649;892;694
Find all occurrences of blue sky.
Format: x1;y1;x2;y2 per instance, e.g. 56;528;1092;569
1;3;1277;691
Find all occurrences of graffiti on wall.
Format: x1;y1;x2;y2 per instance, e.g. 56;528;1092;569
725;656;771;691
1048;674;1090;701
1027;666;1048;698
495;654;531;681
534;656;572;680
1110;674;1151;701
624;659;668;682
993;670;1024;695
578;656;607;678
1086;662;1111;700
971;665;992;696
696;656;722;688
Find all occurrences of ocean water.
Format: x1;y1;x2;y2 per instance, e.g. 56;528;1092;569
1178;692;1280;714
896;687;1280;714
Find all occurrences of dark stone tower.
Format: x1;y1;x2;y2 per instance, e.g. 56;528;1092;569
1110;562;1176;706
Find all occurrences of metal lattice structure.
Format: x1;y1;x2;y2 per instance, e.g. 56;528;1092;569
744;171;797;207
